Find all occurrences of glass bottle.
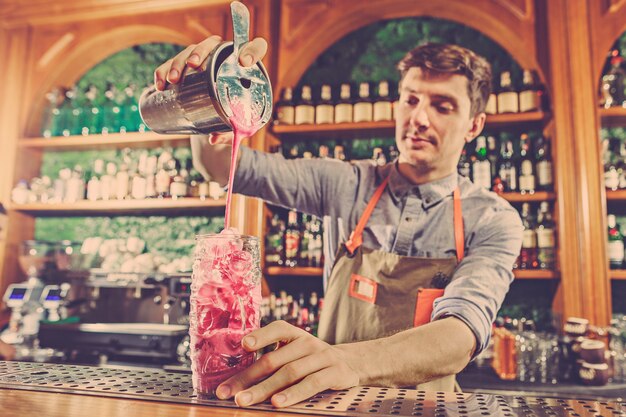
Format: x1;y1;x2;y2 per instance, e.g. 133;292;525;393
497;71;519;114
519;69;542;113
373;80;393;122
536;202;556;269
275;87;295;125
83;85;102;135
353;82;373;123
518;202;538;269
101;82;122;134
471;136;492;189
535;135;554;191
607;214;624;269
457;147;471;178
334;83;353;124
315;85;334;124
294;85;315;125
518;133;536;194
498;137;517;192
41;87;63;138
487;135;499;182
265;214;285;266
284;210;301;267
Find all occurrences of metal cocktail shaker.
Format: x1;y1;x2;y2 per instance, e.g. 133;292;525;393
138;2;273;135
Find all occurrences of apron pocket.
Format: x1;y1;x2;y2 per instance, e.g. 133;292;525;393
413;288;445;327
349;273;378;304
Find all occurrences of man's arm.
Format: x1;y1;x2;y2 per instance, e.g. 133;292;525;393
215;317;474;408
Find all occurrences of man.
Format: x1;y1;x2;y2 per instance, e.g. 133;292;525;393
155;36;522;407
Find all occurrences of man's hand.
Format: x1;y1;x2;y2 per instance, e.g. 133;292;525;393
153;35;268;91
0;341;16;361
216;321;361;408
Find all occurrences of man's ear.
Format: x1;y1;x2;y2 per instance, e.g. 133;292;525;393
465;112;486;143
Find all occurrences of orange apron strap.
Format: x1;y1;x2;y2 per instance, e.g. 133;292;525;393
345;177;390;254
453;187;464;263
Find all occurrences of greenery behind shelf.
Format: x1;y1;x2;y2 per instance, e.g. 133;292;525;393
35;43;219;263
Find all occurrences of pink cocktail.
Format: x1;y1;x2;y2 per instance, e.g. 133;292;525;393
190;232;262;395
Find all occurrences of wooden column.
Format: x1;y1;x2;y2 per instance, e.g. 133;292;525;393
543;0;611;325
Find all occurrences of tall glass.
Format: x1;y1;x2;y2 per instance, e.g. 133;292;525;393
190;233;262;396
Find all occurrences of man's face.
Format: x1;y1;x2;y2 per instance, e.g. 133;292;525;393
395;67;484;180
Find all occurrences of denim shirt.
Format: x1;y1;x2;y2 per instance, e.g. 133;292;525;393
234;147;523;356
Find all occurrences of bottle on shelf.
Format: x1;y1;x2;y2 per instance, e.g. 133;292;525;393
518;133;536;194
315;84;334;124
86;159;104;201
607;214;624;269
67;85;84;136
101;82;122;134
299;214;311;266
518;202;538;269
334;83;353;124
372;147;387;166
120;84;142;133
471;136;492;189
487;135;499;182
535;135;554;191
536;202;556;269
309;216;323;267
519;70;543;113
497;71;519;114
284;210;301;267
353;82;373;123
294;85;315;125
100;162;117;201
65;165;85;203
373;80;393;122
275;87;295;125
130;151;149;200
41;87;63;138
600;49;626;108
58;87;76;137
265;214;285;266
333;145;346;162
83;85;102;136
497;136;517;192
115;163;130;200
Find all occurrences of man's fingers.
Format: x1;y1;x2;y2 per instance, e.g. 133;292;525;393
217;336;314;400
242;320;305;352
167;44;197;84
190;35;223;71
154;59;174;91
208;132;234;145
153;35;223;90
238;37;268;67
272;367;342;408
235;350;332;407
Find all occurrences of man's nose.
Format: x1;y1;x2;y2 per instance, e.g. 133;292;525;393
410;101;430;131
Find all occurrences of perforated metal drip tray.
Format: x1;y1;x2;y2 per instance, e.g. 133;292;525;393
1;361;625;417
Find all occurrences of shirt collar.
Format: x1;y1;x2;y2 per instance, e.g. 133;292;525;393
381;162;459;209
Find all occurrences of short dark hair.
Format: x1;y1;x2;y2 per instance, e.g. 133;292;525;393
397;43;492;116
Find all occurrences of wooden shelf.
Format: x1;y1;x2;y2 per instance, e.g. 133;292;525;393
599;107;626;126
606;190;626;201
500;191;556;202
265;266;556;280
265;266;323;276
7;198;225;216
610;270;626;280
513;269;559;279
17;131;191;151
271;111;547;139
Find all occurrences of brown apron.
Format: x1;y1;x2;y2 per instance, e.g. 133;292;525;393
317;176;465;392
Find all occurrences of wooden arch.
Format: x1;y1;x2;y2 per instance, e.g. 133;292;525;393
590;0;626;82
276;0;539;89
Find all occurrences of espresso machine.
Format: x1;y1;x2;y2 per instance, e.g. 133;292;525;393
1;240;62;361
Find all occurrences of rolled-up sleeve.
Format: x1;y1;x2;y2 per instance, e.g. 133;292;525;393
431;203;523;357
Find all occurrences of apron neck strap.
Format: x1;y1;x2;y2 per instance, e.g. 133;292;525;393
345;178;465;263
453;187;464;263
345;177;390;254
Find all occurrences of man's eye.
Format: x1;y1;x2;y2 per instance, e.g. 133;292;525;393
404;97;418;106
438;105;454;113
